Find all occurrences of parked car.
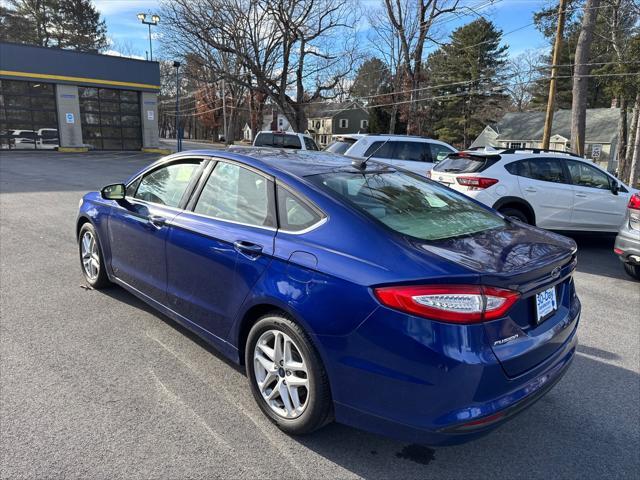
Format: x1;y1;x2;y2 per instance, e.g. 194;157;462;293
324;134;366;155
614;193;640;280
430;147;637;232
8;129;38;149
253;131;319;151
36;128;59;149
77;149;580;445
343;134;457;175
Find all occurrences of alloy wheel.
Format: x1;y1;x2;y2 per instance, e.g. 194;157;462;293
81;231;100;280
253;329;310;419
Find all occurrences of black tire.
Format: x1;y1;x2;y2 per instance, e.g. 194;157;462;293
78;222;110;289
499;207;530;224
245;314;332;435
623;262;640;280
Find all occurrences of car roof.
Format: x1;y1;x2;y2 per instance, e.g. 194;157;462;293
169;147;377;178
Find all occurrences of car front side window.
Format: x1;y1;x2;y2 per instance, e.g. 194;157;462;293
566;160;611;190
194;162;275;228
134;161;201;207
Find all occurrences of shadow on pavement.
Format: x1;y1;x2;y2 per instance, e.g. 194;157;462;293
568;233;633;282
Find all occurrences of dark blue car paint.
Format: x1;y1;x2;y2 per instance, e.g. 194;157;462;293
77;149;580;444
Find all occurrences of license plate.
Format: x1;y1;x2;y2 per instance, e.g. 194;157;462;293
535;286;557;323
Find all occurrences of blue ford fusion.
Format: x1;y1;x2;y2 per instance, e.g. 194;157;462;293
76;148;580;444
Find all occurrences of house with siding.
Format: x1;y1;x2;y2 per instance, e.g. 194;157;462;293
306;101;369;147
471;108;624;171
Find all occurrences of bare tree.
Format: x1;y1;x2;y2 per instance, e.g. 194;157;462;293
570;0;601;157
505;50;544;112
381;0;460;134
161;0;359;132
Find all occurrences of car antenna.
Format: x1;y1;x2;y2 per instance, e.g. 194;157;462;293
352;138;390;170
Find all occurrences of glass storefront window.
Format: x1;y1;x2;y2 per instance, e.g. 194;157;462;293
0;79;58;150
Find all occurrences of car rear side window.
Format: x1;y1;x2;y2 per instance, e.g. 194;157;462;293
308;170;505;241
325;140;354;154
276;186;323;232
513;158;566;183
303;137;319;150
430;144;455;163
394;141;432;162
363;141;395;158
134;161;201;207
194;162;275;227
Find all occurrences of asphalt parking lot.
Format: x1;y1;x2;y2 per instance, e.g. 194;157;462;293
1;151;638;479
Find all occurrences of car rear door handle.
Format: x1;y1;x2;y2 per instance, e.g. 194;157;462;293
524;187;537;193
147;215;167;228
233;241;263;258
575;193;588;198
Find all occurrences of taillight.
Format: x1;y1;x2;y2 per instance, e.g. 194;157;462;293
456;176;498;189
373;285;520;324
628;193;640;210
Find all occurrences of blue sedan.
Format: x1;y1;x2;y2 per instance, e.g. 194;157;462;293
76;148;580;444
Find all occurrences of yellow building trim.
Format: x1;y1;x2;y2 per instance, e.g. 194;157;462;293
57;147;89;152
0;70;160;90
141;148;171;155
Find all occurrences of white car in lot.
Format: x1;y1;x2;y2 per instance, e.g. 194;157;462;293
343;134;457;176
429;148;637;232
253;131;319;150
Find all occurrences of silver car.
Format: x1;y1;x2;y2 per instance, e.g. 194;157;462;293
614;192;640;280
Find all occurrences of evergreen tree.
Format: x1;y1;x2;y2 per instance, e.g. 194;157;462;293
426;18;509;148
1;0;107;52
350;58;392;100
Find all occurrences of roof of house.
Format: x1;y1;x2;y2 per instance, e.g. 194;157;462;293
479;108;622;144
307;101;367;119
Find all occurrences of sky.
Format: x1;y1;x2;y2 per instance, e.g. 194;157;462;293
94;0;554;61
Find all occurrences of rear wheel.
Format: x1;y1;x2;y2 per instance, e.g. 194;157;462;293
78;222;110;289
623;262;640;280
245;314;332;435
499;207;530;224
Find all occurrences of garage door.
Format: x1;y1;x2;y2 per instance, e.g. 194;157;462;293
0;79;59;150
79;87;142;150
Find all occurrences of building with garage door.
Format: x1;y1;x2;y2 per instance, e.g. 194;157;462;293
0;42;161;152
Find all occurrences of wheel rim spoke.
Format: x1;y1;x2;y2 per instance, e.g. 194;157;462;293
80;232;99;280
253;328;310;419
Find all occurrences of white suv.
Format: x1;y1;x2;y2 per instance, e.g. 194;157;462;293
343;134;457;176
430;148;637;232
253;131;319;151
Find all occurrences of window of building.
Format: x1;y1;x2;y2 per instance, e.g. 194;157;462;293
339;118;349;129
509;142;524;149
0;79;59;150
360;119;368;129
79;87;141;150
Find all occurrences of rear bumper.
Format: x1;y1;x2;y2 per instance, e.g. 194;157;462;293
614;227;640;264
318;305;579;445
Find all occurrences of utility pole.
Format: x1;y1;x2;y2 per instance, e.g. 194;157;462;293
542;0;568;150
174;61;181;152
221;79;228;145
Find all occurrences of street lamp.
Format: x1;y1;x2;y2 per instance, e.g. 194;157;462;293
137;13;160;61
173;61;182;152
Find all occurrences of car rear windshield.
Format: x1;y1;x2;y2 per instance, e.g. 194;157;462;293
307;169;505;241
255;133;302;149
433;155;499;173
325;140;355;155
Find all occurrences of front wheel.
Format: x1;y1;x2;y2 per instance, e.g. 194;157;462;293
245;314;332;435
623;262;640;280
78;222;110;289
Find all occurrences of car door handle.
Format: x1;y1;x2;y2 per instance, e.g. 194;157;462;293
524;187;537;192
575;193;588;198
147;215;167;228
233;241;263;257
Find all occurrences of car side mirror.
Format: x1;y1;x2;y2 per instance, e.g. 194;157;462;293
611;181;620;195
101;183;126;200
